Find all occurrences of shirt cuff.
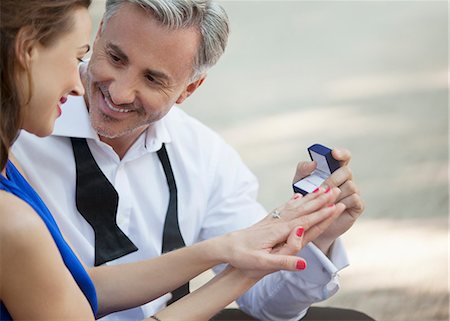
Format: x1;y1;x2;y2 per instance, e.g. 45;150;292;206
235;239;349;320
298;238;349;285
327;237;349;270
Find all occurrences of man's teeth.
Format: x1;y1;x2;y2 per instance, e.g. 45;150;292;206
105;98;132;113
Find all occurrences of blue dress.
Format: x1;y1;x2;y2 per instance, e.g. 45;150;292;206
0;160;98;320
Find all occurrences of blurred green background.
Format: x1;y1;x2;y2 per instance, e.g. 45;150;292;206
89;1;449;320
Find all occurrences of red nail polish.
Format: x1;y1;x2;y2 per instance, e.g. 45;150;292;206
313;187;320;193
327;204;335;208
296;227;304;237
296;260;306;270
325;186;331;193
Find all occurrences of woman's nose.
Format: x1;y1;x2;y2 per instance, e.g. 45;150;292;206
70;72;85;96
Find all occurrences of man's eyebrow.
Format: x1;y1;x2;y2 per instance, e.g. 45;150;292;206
107;42;172;84
106;43;129;63
144;67;171;84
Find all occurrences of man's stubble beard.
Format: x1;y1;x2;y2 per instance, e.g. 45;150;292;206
84;77;145;139
84;71;171;140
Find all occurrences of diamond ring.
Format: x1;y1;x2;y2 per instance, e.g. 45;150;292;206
271;209;281;219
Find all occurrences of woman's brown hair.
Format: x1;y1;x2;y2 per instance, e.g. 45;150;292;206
0;0;91;171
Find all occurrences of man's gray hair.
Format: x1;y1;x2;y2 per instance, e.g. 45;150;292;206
103;0;229;80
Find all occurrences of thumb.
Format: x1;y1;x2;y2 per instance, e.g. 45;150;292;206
293;160;317;183
331;148;351;166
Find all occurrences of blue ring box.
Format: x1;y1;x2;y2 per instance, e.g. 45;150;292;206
292;144;340;195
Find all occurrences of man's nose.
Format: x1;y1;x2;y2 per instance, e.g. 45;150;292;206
108;72;138;105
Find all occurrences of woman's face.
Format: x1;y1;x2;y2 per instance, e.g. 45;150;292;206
21;7;91;137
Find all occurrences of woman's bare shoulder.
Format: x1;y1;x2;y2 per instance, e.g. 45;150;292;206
0;191;95;319
0;190;48;247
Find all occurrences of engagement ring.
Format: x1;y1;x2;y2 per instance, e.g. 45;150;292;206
271;209;281;219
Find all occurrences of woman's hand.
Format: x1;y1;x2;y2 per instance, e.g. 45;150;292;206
218;187;345;278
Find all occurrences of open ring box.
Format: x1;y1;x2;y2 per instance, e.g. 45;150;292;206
293;144;340;195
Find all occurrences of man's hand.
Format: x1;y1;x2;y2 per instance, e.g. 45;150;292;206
221;188;345;279
293;148;364;255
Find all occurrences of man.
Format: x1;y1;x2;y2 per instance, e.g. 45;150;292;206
13;1;370;320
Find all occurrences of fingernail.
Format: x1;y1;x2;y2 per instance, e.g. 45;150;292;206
296;227;304;237
296;260;306;270
293;193;301;200
325;186;331;193
313;187;320;193
327;204;335;208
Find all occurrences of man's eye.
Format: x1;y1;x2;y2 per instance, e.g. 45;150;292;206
109;52;121;62
145;75;164;87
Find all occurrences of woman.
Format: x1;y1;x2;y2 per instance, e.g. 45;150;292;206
0;1;345;320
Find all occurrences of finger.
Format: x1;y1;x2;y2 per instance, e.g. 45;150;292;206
287;186;326;208
292;160;317;183
339;194;365;218
331;148;352;166
291;193;303;201
256;252;307;272
291;205;336;232
271;241;286;253
322;166;352;188
289;191;342;230
283;187;341;222
336;180;359;202
268;188;326;223
303;203;346;244
275;226;305;256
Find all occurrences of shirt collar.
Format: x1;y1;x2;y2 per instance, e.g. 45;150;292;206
143;115;171;152
52;95;172;152
52;95;98;140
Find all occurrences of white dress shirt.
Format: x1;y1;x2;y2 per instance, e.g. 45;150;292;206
12;95;349;321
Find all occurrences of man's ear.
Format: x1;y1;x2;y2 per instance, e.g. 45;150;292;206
176;75;206;104
94;19;104;42
14;26;38;69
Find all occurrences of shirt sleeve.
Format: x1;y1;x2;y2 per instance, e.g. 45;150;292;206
201;139;350;320
197;139;268;242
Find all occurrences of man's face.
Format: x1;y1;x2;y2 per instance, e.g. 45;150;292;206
85;2;202;140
